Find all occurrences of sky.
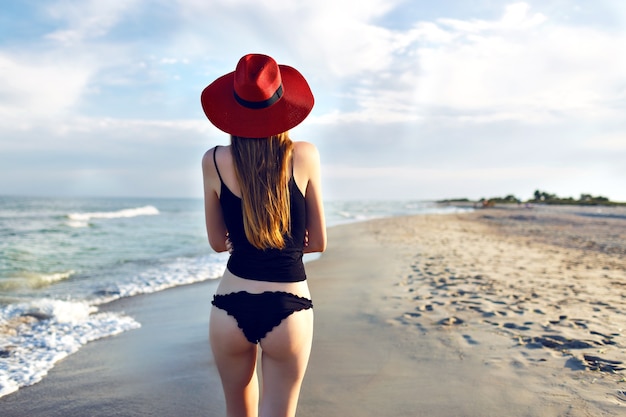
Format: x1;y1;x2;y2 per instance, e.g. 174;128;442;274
1;0;625;202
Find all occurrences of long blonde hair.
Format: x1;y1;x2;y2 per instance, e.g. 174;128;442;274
231;132;294;250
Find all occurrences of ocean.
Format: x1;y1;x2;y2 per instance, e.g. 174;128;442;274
0;196;471;398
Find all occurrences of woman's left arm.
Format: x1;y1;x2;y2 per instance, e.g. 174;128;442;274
298;142;327;253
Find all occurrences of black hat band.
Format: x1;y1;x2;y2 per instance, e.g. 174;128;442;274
234;84;284;110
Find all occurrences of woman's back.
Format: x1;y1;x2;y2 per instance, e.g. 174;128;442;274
212;144;307;282
203;140;326;255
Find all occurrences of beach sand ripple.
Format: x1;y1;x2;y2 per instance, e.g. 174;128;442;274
370;207;626;415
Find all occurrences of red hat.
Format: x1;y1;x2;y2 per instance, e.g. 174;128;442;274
201;54;314;138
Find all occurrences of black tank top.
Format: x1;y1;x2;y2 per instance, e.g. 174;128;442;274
213;147;307;282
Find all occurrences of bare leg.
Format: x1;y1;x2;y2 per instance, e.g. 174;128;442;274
210;306;260;417
259;309;314;417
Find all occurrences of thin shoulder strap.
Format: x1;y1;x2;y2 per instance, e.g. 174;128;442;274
213;146;224;184
288;152;299;189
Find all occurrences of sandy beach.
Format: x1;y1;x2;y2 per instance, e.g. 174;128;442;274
1;206;625;416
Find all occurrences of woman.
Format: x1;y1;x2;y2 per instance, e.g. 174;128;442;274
200;53;326;417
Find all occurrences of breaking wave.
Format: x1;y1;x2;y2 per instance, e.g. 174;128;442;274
66;206;159;227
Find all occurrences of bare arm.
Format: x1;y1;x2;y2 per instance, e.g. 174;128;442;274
202;148;229;253
296;142;326;253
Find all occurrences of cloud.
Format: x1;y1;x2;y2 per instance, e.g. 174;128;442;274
438;2;547;32
1;1;625;200
9;1;623;126
43;0;143;44
0;53;91;119
582;132;626;151
0;0;149;124
0;115;215;198
324;2;626;125
171;0;404;78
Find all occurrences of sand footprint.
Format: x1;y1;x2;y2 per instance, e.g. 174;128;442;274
613;390;626;403
462;334;479;345
437;316;465;326
583;354;625;372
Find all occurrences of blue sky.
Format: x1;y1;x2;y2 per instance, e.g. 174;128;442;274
1;0;625;201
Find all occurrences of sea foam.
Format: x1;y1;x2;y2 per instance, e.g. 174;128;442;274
0;298;140;398
66;205;160;227
91;253;228;305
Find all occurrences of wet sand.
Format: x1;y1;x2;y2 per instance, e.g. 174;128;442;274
1;206;625;416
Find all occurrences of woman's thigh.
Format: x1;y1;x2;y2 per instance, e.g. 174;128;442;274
209;306;258;388
260;308;314;360
258;309;314;416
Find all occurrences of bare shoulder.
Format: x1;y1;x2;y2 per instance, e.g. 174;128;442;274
293;140;318;153
202;145;231;172
202;146;216;166
201;148;216;179
293;141;320;164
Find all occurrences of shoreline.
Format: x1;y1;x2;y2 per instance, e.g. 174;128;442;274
1;208;625;416
0;278;226;416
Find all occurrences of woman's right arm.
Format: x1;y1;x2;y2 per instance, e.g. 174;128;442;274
297;142;327;253
202;148;229;253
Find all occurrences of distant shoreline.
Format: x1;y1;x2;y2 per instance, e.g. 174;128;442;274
437;189;626;207
438;199;626;207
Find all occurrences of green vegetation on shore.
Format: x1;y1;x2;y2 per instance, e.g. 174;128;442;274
438;190;626;206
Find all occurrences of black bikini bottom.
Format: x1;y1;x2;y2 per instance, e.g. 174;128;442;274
211;291;313;344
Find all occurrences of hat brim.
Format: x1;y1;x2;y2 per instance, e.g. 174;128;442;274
201;64;314;138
